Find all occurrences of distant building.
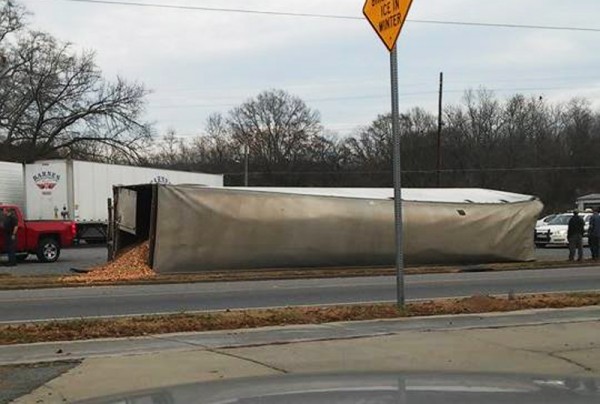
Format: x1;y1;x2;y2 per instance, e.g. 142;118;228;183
576;194;600;211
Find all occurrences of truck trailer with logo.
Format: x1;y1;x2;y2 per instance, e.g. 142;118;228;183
24;160;223;243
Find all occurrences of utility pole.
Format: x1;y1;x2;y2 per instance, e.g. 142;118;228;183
436;72;444;188
244;143;249;187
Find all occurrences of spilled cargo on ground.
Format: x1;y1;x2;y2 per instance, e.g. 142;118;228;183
110;185;543;273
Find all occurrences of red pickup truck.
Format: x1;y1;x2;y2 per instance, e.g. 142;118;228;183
0;205;76;263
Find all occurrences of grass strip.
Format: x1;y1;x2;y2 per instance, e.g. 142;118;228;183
1;292;599;345
0;260;595;290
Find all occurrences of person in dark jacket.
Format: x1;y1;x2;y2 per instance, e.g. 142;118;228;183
568;210;585;261
2;208;18;267
588;208;600;260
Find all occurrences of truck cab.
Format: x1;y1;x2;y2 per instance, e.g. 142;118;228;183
0;205;76;263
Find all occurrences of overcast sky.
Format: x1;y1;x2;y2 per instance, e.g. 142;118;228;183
19;0;600;137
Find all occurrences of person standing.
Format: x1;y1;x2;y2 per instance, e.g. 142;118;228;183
588;208;600;260
2;208;18;267
567;210;585;262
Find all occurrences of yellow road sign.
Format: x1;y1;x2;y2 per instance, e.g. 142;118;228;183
363;0;414;51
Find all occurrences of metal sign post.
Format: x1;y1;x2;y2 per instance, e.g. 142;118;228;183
390;46;404;307
363;0;414;308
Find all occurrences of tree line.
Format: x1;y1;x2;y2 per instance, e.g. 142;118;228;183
145;89;600;213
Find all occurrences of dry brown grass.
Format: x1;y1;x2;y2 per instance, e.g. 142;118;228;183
2;293;599;345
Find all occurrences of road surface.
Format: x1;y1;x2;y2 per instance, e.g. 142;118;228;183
0;246;106;276
0;266;599;323
0;247;572;276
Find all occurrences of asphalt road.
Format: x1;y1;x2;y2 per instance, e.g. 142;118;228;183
535;246;575;261
0;246;572;277
0;246;106;276
1;266;599;323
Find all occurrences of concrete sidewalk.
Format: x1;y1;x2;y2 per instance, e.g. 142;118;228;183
10;307;600;403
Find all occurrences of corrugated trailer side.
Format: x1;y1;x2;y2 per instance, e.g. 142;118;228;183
0;161;25;210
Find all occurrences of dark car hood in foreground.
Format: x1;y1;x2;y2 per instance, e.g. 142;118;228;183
78;372;600;404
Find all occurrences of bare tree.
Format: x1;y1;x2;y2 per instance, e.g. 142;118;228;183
153;129;181;166
0;0;26;129
343;113;393;170
202;112;239;167
0;30;151;162
147;115;240;174
343;108;436;172
1;2;152;162
227;89;322;172
0;0;25;48
305;131;342;169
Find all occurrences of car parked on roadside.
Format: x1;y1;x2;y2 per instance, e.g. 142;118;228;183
534;212;592;248
536;214;558;228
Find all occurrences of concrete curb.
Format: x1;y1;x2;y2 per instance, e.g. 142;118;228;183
1;305;599;366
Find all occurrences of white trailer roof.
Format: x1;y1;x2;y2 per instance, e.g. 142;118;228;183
226;187;536;204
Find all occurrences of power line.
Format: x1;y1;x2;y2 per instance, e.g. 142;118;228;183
62;0;362;19
412;19;600;33
148;85;600;109
155;79;435;95
146;74;600;96
62;0;600;33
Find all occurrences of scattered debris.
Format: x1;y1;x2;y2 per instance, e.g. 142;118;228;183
69;268;90;274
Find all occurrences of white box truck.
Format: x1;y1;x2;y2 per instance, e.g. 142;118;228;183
25;160;223;242
0;161;25;210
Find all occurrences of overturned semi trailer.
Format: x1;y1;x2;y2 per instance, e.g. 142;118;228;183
110;185;543;274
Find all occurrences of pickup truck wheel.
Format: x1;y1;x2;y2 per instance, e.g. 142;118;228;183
36;238;61;263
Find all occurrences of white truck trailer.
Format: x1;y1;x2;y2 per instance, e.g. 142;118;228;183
24;160;223;242
0;161;25;210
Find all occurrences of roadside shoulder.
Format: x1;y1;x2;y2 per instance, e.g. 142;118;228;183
1;305;598;366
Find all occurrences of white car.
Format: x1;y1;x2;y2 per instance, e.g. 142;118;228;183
536;214;558;228
534;213;591;247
